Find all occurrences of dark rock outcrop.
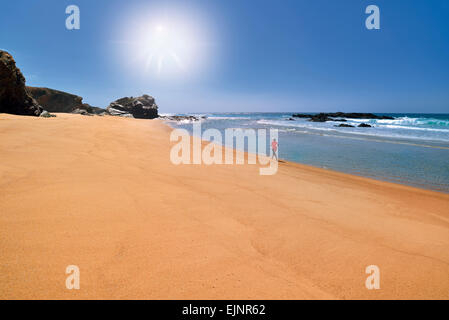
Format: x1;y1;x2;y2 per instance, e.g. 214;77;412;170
310;113;331;122
0;50;43;116
106;95;158;119
292;112;394;122
335;124;355;128
27;87;105;115
292;113;331;122
27;87;81;113
358;123;372;128
328;112;393;120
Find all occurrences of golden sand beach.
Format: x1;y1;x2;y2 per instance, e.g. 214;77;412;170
0;113;448;299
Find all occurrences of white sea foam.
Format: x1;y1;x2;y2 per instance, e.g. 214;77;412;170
256;119;449;143
382;124;449;133
207;116;253;120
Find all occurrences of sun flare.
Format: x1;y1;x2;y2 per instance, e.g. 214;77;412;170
144;24;187;74
114;7;215;80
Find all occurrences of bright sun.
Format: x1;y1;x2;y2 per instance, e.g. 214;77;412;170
115;7;214;80
145;24;186;74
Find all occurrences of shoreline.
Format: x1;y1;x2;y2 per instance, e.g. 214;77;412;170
163;119;449;194
1;113;449;299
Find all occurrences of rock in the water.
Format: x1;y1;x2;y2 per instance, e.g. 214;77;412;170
27;87;105;115
358;123;372;128
0;50;43;116
310;113;332;122
292;113;331;122
106;95;158;119
335;124;355;128
291;113;312;119
292;112;394;122
328;112;393;120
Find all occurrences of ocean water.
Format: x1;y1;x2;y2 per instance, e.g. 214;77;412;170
166;113;449;193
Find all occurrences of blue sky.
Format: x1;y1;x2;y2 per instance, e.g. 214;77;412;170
1;0;448;113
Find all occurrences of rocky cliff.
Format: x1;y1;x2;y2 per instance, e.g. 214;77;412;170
0;50;43;116
1;50;158;118
27;87;105;114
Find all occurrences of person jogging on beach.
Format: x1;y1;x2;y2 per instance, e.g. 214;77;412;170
271;138;278;161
